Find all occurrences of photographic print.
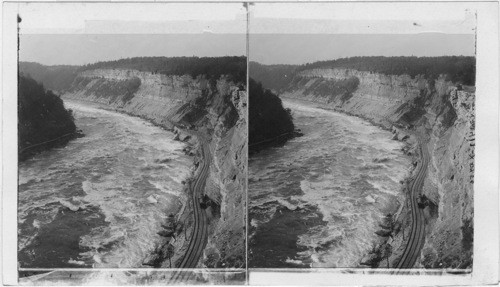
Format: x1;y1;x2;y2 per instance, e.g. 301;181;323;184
16;3;246;285
2;1;499;286
248;3;476;271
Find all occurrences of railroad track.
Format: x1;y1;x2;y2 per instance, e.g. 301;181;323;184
169;131;210;283
395;141;429;270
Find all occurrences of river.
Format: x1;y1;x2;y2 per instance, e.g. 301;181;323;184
248;99;411;268
18;101;192;268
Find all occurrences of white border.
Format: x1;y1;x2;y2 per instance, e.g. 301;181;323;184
1;1;499;286
248;1;499;285
2;3;19;285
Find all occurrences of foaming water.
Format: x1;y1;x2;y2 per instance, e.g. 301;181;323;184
249;99;411;268
18;101;192;268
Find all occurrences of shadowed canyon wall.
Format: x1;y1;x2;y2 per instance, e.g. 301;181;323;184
268;64;474;268
18;75;77;160
61;67;246;268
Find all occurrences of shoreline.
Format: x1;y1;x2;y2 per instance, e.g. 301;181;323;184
279;96;419;268
63;98;202;268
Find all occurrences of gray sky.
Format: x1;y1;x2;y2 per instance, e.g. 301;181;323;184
17;2;246;66
20;34;246;66
17;2;475;66
250;33;475;65
248;2;475;64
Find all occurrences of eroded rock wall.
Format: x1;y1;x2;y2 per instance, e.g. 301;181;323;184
419;88;474;268
280;68;474;268
63;68;246;267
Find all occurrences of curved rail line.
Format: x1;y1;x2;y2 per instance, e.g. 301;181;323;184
395;141;429;270
170;131;210;283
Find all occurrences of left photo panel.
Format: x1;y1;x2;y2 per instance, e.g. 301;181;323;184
15;2;247;285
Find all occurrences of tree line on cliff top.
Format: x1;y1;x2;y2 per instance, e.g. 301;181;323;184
20;56;247;92
81;56;247;84
298;56;476;85
250;56;476;92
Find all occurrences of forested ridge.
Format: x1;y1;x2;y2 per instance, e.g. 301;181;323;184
19;62;79;92
250;56;476;92
81;56;247;83
249;62;297;92
20;56;247;93
18;74;77;160
298;56;476;85
249;78;294;149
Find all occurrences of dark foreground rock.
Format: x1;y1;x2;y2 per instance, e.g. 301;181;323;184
18;75;78;161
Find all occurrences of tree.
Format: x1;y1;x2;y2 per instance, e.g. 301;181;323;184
165;244;175;268
380;243;393;268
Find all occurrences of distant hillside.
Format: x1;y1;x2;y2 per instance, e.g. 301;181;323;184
19;62;79;92
251;56;476;92
298;56;476;85
81;56;247;84
249;62;297;92
18;75;77;160
20;56;247;92
249;78;294;149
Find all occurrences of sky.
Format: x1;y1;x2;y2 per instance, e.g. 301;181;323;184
250;33;475;65
248;3;476;65
17;2;247;66
17;2;476;66
20;34;246;66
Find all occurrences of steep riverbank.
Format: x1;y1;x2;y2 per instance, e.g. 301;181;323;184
276;66;475;268
249;98;412;267
62;67;247;268
249;78;295;152
18;75;79;161
18;102;193;269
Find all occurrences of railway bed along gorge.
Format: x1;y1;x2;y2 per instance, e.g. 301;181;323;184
249;56;475;270
18;57;247;276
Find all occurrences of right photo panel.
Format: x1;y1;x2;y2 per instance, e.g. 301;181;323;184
248;3;475;270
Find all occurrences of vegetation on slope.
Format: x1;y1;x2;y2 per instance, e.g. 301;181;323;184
298;56;476;85
18;74;77;160
68;76;142;104
251;56;476;92
81;56;247;84
249;78;294;148
288;75;360;103
249;62;297;92
19;62;79;92
20;56;247;92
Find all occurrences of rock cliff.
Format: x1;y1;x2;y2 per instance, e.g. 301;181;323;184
279;67;474;269
62;68;246;268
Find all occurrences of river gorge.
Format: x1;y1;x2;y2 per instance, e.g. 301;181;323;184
249;99;411;268
18;101;192;268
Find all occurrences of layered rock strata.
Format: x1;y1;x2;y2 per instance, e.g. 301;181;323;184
63;68;246;268
280;68;474;269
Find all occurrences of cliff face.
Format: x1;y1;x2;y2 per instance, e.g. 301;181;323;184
280;68;474;268
282;68;430;129
63;68;246;268
420;87;474;268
